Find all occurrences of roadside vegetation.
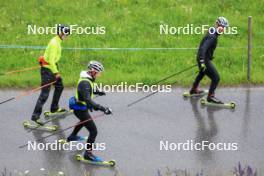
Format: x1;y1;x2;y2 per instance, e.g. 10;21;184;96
0;0;263;87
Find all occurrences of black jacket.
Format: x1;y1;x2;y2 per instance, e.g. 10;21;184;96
77;78;105;111
197;29;219;64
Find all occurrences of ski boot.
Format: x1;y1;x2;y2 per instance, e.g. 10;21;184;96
183;88;208;98
207;95;223;104
190;88;206;95
75;151;116;166
31;116;44;126
67;135;87;142
83;151;103;162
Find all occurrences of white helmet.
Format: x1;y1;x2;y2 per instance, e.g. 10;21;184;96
216;17;229;27
88;60;104;72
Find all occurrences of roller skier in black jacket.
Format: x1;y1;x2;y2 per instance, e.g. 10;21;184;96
189;17;229;104
68;60;112;162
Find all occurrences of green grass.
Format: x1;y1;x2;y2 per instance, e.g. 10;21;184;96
0;0;263;88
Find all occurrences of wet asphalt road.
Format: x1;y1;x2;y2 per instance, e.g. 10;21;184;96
0;87;263;176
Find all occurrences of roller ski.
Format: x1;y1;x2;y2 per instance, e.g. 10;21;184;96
75;152;116;167
23;120;58;132
58;135;88;144
183;89;208;98
200;96;236;109
44;108;72;118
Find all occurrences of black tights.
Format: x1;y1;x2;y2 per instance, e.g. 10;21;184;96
71;110;98;151
192;60;220;96
32;67;63;119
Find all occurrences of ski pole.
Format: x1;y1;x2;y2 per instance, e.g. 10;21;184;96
127;64;197;107
0;66;40;76
19;112;106;148
0;81;56;105
150;64;197;85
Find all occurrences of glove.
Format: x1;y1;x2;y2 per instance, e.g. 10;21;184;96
55;73;62;82
93;106;99;111
200;63;206;72
103;107;112;115
97;91;106;96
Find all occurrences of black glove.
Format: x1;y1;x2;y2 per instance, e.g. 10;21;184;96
55;73;62;82
88;107;93;112
103;107;112;115
97;91;106;96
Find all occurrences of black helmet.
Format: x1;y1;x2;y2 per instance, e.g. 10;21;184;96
57;24;70;35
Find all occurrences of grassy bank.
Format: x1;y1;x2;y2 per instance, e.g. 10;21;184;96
0;0;263;88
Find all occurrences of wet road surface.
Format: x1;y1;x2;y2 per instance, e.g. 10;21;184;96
0;87;263;175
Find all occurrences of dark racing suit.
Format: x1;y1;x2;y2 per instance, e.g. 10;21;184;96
192;29;220;96
70;76;106;151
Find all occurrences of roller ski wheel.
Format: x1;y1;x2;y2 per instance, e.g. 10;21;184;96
230;102;236;109
183;92;190;98
23;120;30;127
108;160;116;167
50;125;58;131
200;98;206;105
183;90;208;98
75;154;116;167
75;154;82;161
43;111;50;117
23;120;58;132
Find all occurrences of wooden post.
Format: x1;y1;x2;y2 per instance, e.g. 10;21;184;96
247;16;252;82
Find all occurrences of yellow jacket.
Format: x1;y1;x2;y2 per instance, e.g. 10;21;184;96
43;36;62;73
